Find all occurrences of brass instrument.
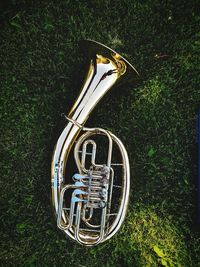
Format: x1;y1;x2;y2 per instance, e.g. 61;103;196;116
51;39;138;246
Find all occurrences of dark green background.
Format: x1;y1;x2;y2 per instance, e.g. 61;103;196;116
0;0;200;266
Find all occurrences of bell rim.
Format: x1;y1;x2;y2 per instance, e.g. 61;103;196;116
80;39;139;76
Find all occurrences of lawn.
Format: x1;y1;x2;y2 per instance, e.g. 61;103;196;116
0;0;200;266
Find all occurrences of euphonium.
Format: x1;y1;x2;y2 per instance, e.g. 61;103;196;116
51;39;138;246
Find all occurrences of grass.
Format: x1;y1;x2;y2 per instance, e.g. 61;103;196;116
0;0;200;266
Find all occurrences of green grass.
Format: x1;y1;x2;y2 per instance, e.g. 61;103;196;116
0;0;200;266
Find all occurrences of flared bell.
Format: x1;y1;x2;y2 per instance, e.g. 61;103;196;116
80;39;139;76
